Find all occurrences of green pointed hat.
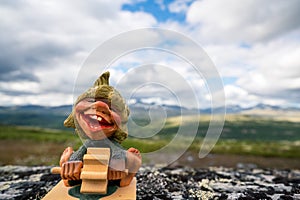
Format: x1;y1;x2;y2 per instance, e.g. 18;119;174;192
64;71;130;143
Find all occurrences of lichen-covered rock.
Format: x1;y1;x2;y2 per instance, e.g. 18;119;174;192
0;165;299;200
0;166;60;200
136;166;300;200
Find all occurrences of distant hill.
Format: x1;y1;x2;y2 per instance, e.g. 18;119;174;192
0;105;72;129
0;101;299;129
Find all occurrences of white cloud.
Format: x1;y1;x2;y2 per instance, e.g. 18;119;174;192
1;0;300;110
168;0;191;14
186;0;300;43
0;81;40;94
155;0;166;11
203;36;300;107
236;35;300;96
224;85;259;107
193;7;300;108
224;84;290;108
0;0;156;106
0;92;74;106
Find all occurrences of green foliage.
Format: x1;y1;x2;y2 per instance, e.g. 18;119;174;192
208;139;300;158
0;125;81;145
219;120;300;141
162;116;300;142
0;112;68;130
122;138;168;153
126;115;300;158
1;113;300;166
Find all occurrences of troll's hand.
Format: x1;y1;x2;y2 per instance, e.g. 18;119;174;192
59;147;83;186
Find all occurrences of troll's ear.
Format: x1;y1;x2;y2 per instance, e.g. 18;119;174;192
64;110;75;128
93;71;110;86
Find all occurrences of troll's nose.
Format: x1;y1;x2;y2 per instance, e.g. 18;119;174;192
91;101;111;115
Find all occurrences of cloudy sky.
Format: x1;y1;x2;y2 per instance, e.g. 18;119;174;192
1;0;300;109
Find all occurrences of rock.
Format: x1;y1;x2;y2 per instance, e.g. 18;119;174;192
0;165;299;200
135;166;300;200
0;166;60;200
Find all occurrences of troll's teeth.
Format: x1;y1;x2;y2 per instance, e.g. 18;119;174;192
97;116;102;121
90;115;97;120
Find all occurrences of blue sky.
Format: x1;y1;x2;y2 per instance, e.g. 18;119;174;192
0;0;300;109
122;0;189;22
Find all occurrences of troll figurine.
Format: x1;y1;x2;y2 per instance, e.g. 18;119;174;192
59;71;141;189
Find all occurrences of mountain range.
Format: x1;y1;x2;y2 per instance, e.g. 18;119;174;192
0;99;299;129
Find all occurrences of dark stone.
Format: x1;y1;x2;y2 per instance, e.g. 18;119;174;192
1;165;300;200
219;194;228;200
273;176;290;185
279;195;294;200
244;191;272;200
40;173;60;182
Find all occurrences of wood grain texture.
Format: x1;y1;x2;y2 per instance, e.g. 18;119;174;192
80;148;110;194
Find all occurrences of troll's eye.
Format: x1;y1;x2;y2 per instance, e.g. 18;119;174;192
110;104;120;113
86;98;96;103
85;98;114;109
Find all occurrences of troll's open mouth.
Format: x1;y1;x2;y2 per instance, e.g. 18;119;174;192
81;113;114;131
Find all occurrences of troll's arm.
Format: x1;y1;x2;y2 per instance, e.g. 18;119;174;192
59;146;141;187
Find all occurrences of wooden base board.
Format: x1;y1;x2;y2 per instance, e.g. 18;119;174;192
42;178;136;200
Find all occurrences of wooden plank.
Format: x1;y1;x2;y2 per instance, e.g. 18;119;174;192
83;154;110;164
42;178;137;200
80;148;110;194
102;178;136;200
82;164;108;172
87;148;110;156
41;180;77;200
80;179;108;194
80;171;107;180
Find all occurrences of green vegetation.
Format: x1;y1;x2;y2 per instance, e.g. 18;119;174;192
1;114;300;165
0;125;81;166
0;112;68;130
150;115;300;141
122;138;300;159
122;138;168;153
210;139;300;158
0;125;81;145
127;114;300;158
219;119;300;141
